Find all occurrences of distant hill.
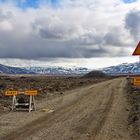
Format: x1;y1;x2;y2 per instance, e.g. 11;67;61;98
83;70;107;78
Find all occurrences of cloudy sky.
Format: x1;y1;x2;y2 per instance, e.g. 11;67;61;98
0;0;139;68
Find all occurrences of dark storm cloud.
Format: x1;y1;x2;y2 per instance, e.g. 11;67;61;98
103;27;129;47
0;24;130;59
0;28;106;58
39;28;63;39
125;10;140;40
0;31;127;59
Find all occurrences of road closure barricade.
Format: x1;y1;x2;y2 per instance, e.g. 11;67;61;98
4;90;37;112
129;77;140;89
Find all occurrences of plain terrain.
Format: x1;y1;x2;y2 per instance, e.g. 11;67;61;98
0;77;137;140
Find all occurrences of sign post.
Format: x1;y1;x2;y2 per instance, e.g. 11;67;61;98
131;41;140;87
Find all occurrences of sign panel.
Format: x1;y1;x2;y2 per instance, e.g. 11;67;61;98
132;41;140;55
133;77;140;86
5;90;18;96
24;90;38;96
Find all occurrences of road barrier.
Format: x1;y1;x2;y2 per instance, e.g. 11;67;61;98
4;90;37;112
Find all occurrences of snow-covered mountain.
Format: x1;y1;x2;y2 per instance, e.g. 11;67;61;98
0;64;90;75
1;62;140;76
25;67;90;75
0;64;34;74
102;62;140;75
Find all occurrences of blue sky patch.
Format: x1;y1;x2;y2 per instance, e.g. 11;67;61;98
123;0;137;3
17;0;39;9
0;0;59;9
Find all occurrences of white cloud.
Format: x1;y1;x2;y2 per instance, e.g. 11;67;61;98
0;0;139;60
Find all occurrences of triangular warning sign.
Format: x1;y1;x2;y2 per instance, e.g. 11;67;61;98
132;41;140;55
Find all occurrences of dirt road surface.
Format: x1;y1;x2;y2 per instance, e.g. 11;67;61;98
0;78;134;140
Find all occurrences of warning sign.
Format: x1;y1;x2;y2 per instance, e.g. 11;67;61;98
5;90;18;96
24;90;38;96
132;41;140;55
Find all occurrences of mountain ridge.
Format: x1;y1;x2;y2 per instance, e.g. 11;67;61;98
102;62;140;75
0;62;140;75
0;64;90;75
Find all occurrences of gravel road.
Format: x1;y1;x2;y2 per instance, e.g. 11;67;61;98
0;78;134;140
